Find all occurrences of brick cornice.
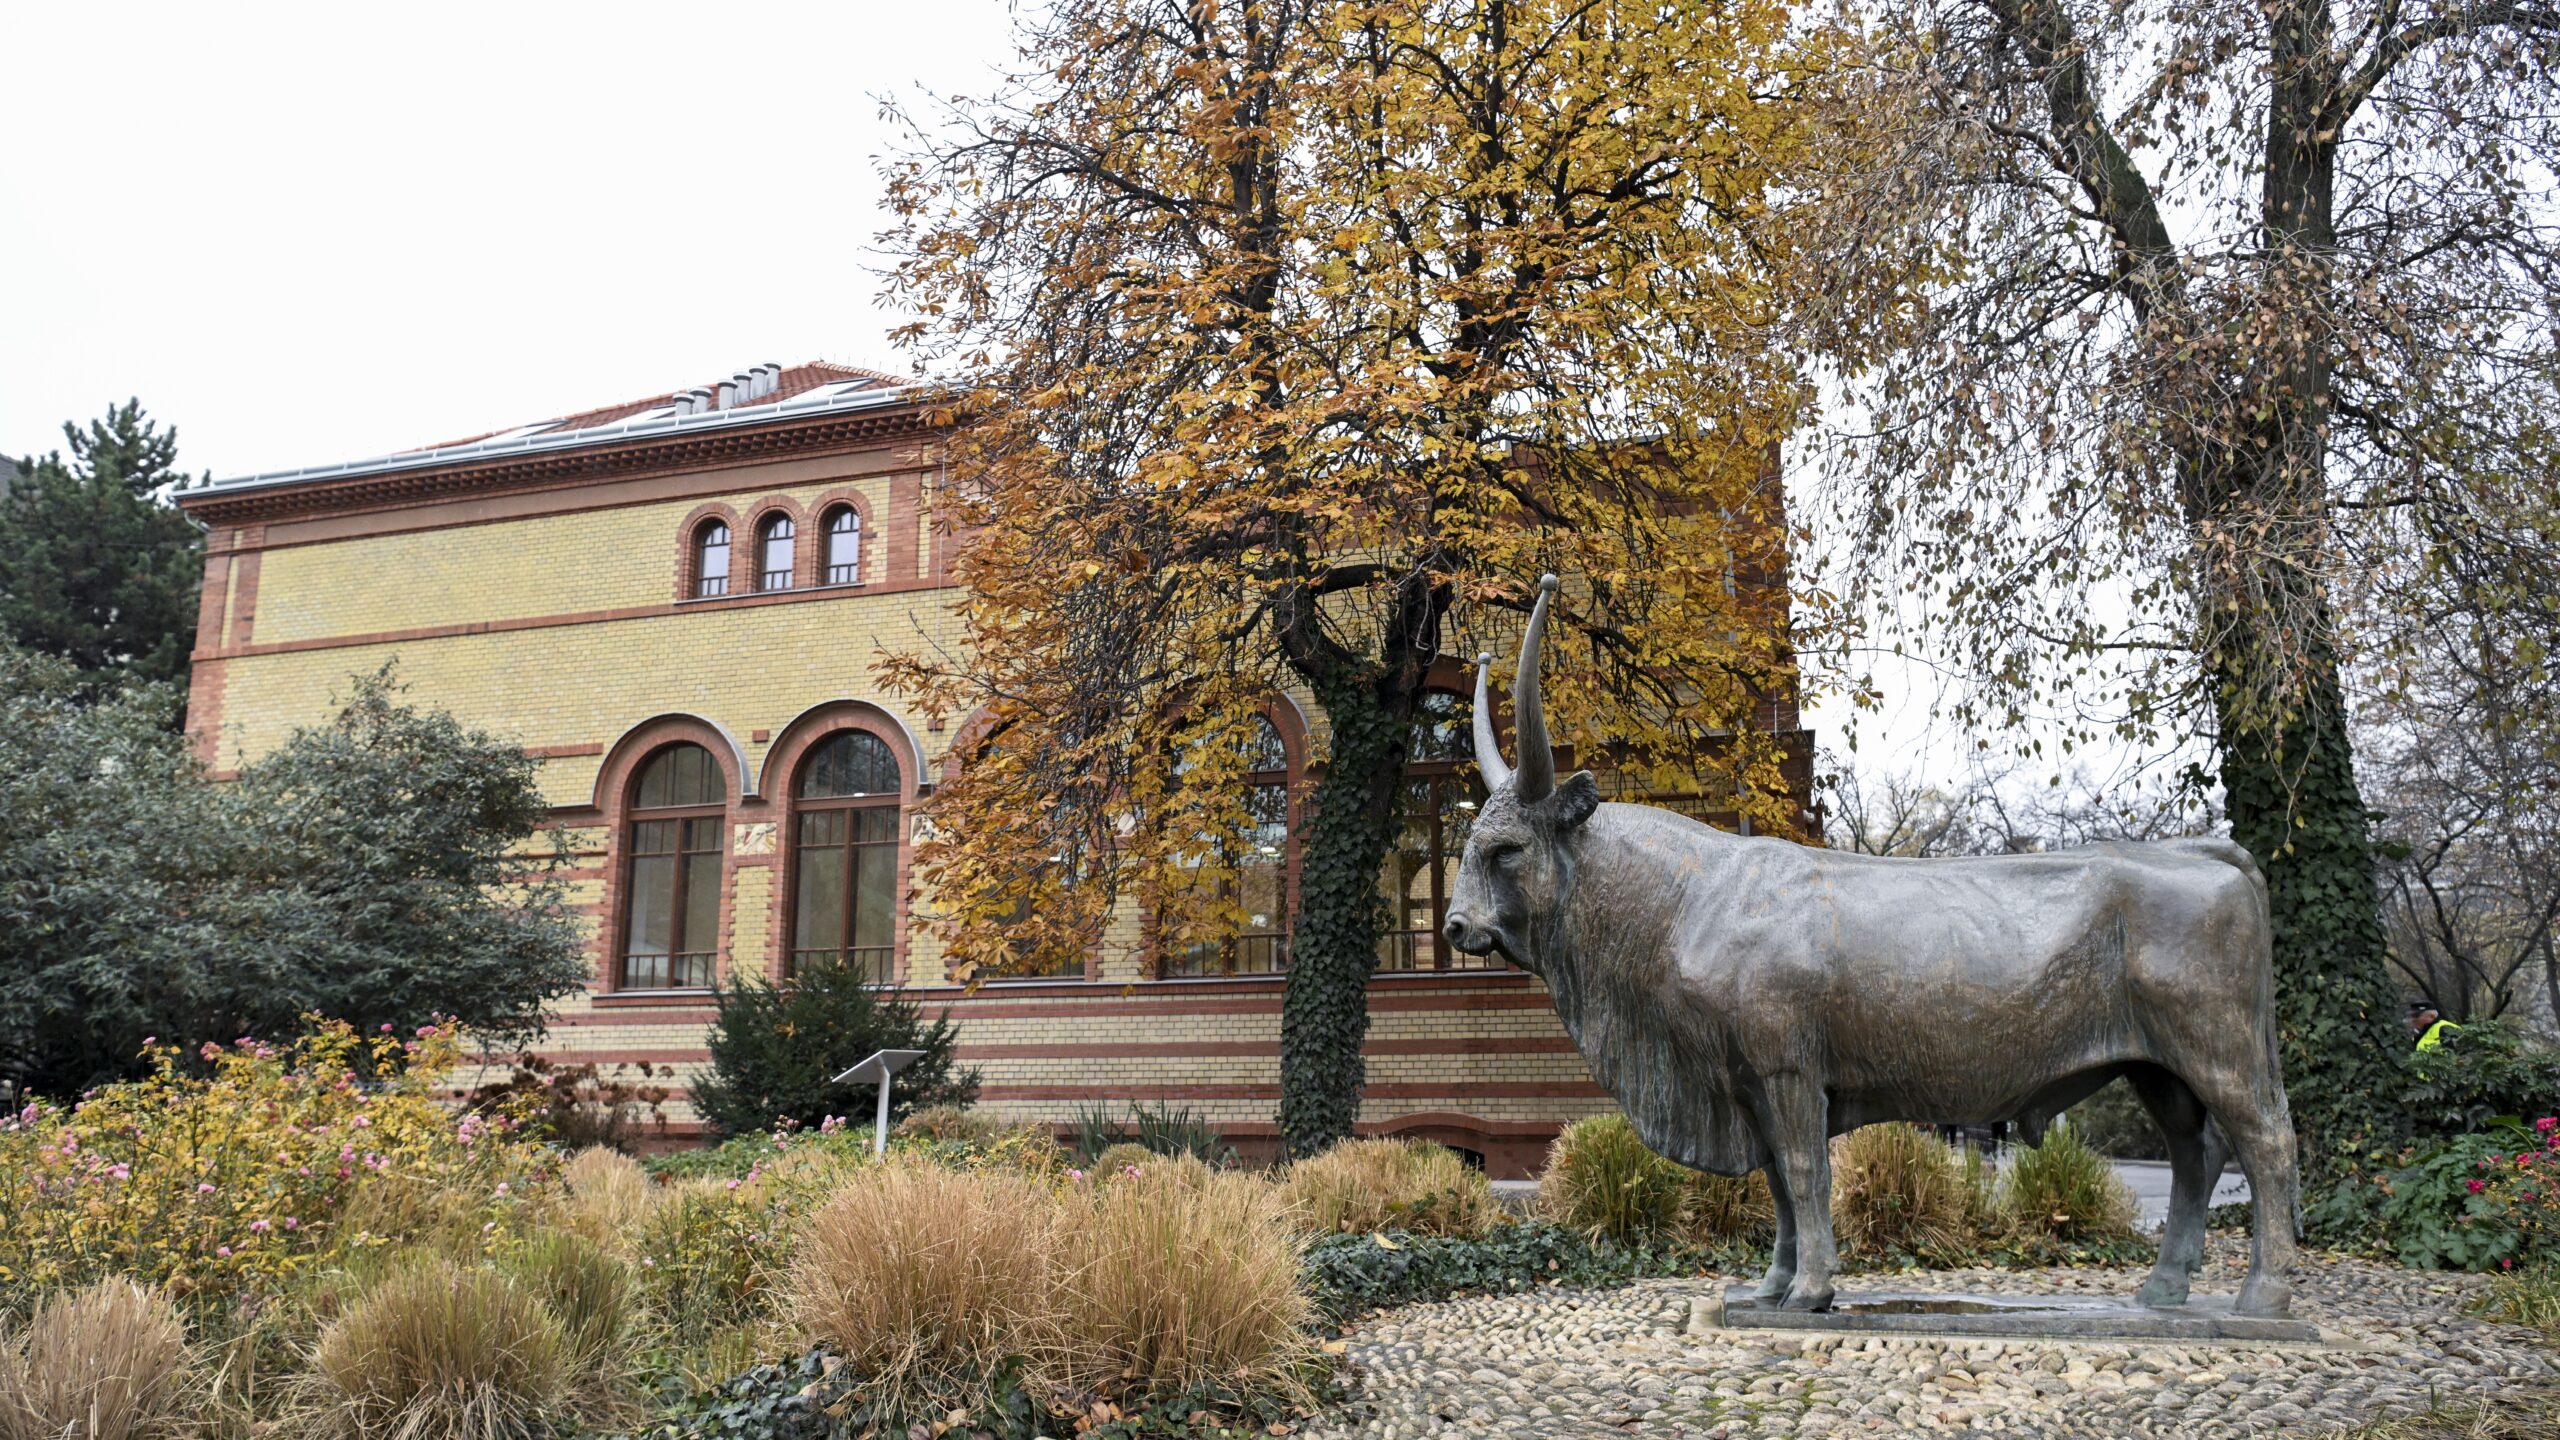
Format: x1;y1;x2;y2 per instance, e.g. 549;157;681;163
180;404;942;528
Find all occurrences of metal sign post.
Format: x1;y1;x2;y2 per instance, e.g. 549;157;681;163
831;1048;928;1156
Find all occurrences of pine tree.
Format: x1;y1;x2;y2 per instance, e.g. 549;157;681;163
0;402;206;691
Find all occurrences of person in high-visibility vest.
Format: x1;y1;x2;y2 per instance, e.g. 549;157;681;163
2408;999;2461;1051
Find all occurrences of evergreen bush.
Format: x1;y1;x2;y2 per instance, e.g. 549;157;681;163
688;961;977;1137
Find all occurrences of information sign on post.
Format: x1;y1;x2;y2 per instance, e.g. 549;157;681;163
831;1048;928;1156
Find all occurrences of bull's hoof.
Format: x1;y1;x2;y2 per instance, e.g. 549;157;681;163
2135;1273;2191;1309
1753;1269;1793;1302
1780;1284;1834;1313
2233;1277;2292;1318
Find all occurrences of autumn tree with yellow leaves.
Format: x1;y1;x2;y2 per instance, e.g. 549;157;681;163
880;0;1818;1152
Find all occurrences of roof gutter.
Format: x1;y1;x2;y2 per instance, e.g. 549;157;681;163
191;382;926;500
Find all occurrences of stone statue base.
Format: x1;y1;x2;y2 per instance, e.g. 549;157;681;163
1704;1286;2323;1344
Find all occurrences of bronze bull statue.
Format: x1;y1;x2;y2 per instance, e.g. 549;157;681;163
1442;577;2298;1316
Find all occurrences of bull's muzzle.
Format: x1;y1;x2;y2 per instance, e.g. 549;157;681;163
1443;912;1494;956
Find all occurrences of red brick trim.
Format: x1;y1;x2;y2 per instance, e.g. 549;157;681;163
589;715;746;995
757;702;923;984
951;1036;1578;1060
525;742;606;760
972;1081;1608;1101
886;472;922;583
674;502;744;601
222;575;959;661
225;550;263;651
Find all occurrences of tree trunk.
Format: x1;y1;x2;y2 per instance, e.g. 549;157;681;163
1276;662;1417;1155
2215;625;2406;1188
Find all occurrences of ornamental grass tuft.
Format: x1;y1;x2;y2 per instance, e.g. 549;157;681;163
1830;1123;1975;1263
1047;1166;1315;1402
2000;1119;2138;1242
1284;1138;1500;1239
306;1261;570;1440
0;1278;193;1440
784;1163;1051;1419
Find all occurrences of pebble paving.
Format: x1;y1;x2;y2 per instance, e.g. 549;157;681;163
1302;1238;2558;1438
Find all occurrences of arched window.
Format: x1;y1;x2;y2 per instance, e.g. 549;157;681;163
1164;714;1293;977
790;731;903;982
692;521;731;598
621;743;727;988
822;506;861;585
1380;689;1492;970
757;514;796;591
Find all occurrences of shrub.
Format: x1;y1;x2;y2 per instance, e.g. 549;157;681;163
308;1261;570;1440
2399;1022;2560;1139
1125;1101;1233;1165
497;1232;632;1370
631;1184;792;1344
1285;1138;1500;1239
0;1279;191;1440
2373;1115;2560;1271
784;1164;1050;1420
1047;1167;1313;1401
890;1103;999;1145
1068;1104;1123;1164
1831;1124;1973;1263
1538;1115;1690;1247
466;1055;668;1153
0;1020;547;1306
1091;1141;1158;1178
2001;1120;2138;1242
689;962;977;1137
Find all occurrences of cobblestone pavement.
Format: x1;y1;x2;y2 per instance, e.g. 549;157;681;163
1303;1239;2557;1438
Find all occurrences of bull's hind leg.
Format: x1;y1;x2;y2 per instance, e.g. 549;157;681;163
1758;1076;1837;1312
2185;1074;2299;1318
2126;1067;2227;1308
1755;1162;1797;1302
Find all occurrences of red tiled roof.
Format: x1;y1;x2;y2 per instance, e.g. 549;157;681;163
409;361;907;452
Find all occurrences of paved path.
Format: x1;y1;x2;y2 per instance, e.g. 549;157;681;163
1304;1238;2556;1438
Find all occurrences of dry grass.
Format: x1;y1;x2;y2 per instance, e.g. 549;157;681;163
554;1147;659;1248
496;1232;633;1370
2000;1121;2138;1241
2325;1386;2560;1439
1537;1115;1691;1247
1283;1138;1500;1238
1831;1124;1975;1263
784;1163;1052;1418
307;1261;571;1440
0;1279;192;1440
1683;1169;1777;1246
1047;1168;1315;1401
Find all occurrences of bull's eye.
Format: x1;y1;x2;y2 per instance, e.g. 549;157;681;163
1490;843;1525;868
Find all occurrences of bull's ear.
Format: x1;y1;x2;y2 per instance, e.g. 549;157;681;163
1551;771;1601;830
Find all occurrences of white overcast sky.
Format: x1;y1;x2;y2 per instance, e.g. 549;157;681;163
0;0;2158;797
1;0;1016;479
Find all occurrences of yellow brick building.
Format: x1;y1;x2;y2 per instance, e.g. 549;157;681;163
178;362;1813;1176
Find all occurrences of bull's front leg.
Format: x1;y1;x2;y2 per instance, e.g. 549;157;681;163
1759;1077;1837;1312
1754;1161;1796;1302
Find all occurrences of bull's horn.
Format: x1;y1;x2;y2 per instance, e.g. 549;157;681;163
1472;652;1511;789
1513;574;1558;801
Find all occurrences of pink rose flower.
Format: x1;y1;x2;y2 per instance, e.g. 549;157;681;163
2468;1179;2487;1194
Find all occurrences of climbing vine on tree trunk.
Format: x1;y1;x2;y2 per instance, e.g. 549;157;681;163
1277;665;1418;1156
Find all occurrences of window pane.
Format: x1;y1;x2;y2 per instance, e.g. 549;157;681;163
798;732;900;799
1408;690;1476;763
825;508;860;584
626;855;674;961
636;744;723;809
760;515;795;589
695;523;730;597
794;840;848;958
855;805;899;844
1246;714;1289;773
679;851;721;956
852;843;896;951
798;808;849;847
